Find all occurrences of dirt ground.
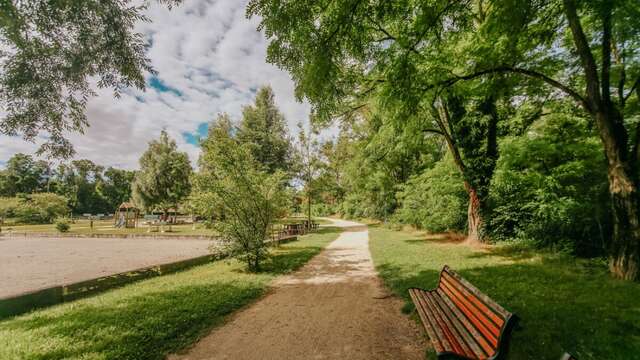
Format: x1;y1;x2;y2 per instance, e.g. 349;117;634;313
169;219;426;360
0;236;215;298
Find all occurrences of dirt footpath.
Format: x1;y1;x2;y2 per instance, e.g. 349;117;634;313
0;237;215;298
169;219;425;360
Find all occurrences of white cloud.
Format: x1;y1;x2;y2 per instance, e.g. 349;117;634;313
0;0;311;169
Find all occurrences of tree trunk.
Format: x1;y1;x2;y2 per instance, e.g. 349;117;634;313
562;0;640;280
465;183;484;244
590;105;640;281
605;153;640;280
307;193;312;228
589;109;640;280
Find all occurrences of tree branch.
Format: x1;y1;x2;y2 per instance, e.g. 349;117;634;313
324;0;364;45
365;13;424;58
624;77;639;103
425;65;590;112
612;39;626;107
335;103;367;119
601;1;612;106
563;0;601;110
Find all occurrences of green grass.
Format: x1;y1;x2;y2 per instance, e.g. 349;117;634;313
1;220;218;236
2;217;331;235
0;227;341;360
368;226;640;360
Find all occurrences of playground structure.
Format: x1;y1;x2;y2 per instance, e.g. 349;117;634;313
114;202;139;228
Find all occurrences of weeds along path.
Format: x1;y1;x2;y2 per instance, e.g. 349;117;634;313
169;219;425;360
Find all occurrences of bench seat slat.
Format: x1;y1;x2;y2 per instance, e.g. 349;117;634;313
436;288;493;358
430;290;488;359
439;279;500;347
423;291;474;358
421;290;461;354
409;289;446;353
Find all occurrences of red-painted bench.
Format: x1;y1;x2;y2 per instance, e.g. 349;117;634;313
409;266;518;360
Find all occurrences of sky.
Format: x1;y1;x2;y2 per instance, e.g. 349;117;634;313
0;0;311;170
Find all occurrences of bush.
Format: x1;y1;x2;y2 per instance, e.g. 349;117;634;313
311;203;335;216
11;193;69;224
0;197;21;220
338;192;371;219
394;155;467;233
55;218;71;232
488;114;609;256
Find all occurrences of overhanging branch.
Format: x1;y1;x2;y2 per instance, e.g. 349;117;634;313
624;77;639;103
424;65;591;112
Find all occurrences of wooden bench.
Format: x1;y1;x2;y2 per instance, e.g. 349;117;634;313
285;223;305;236
409;266;518;360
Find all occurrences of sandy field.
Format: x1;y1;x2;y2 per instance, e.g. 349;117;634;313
0;236;215;298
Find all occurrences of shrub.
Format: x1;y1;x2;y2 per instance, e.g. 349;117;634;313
394;155;467;233
55;218;71;232
338;192;371;219
12;193;69;224
0;197;21;220
488;114;609;256
311;203;335;216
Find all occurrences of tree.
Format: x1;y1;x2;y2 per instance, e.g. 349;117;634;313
0;153;51;196
295;122;322;225
317;133;352;206
428;0;640;279
247;0;509;243
98;167;135;212
50;159;109;214
70;159;108;214
249;0;640;279
132;130;192;218
0;0;181;157
237;86;293;174
193;114;289;271
191;114;235;222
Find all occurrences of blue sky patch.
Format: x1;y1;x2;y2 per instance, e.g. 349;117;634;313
149;76;183;97
182;122;209;146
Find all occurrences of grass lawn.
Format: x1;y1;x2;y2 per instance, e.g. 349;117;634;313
0;227;341;360
2;217;331;236
311;217;333;225
368;226;640;360
1;219;218;236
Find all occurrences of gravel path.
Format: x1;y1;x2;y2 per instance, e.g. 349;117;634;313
0;237;215;298
169;219;425;360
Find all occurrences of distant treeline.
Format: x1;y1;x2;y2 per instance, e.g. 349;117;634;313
0;154;134;216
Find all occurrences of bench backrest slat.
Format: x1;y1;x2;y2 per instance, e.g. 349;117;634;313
443;266;510;318
438;265;515;358
436;288;494;357
437;284;499;351
440;274;503;336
